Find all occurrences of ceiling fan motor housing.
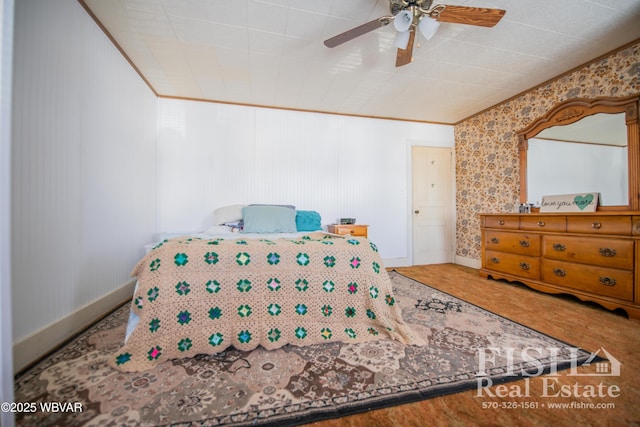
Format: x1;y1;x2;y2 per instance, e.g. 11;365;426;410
390;0;434;14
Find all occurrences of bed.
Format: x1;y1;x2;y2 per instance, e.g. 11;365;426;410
111;205;424;372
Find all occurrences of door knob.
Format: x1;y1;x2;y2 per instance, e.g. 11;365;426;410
414;210;420;214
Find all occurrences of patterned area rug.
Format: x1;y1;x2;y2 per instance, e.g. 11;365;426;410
15;271;593;426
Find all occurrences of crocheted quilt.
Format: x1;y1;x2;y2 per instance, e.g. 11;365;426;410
111;232;425;372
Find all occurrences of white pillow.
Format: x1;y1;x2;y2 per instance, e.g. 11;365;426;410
212;204;245;225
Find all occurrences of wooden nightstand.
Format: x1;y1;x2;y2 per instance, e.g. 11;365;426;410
327;224;368;238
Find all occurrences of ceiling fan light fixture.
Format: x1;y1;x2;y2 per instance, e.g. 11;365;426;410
394;30;411;49
393;9;413;32
322;3;506;67
418;16;440;40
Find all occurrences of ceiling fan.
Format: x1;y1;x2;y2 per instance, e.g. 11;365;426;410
324;0;506;67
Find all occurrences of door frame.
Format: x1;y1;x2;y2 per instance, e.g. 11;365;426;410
408;144;456;266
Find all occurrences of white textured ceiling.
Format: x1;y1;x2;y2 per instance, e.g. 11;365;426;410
82;0;640;124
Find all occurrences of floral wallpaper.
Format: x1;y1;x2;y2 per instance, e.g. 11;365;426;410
455;41;640;261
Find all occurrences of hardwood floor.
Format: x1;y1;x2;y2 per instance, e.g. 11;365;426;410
306;264;640;427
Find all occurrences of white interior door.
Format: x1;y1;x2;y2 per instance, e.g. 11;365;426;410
412;146;454;265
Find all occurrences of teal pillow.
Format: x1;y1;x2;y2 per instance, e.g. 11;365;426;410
241;205;297;233
296;210;322;231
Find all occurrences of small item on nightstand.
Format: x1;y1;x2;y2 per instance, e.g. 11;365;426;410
340;218;356;224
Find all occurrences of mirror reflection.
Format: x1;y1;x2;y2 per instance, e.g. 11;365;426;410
526;113;628;206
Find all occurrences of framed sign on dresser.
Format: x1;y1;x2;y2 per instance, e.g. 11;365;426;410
479;95;640;320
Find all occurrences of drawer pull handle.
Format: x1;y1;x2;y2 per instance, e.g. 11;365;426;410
490;257;500;264
498;220;505;225
519;262;530;271
592;221;602;229
599;248;617;257
553;268;566;277
490;237;500;244
599;277;616;287
537;221;545;227
519;240;530;248
552;243;566;252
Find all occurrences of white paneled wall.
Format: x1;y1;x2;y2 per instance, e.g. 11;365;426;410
158;98;453;260
1;0;15;420
11;0;157;355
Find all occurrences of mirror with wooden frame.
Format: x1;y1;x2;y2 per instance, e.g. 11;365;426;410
517;95;640;211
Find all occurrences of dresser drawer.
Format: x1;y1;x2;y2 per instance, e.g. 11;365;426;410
485;250;540;280
328;224;368;237
484;216;519;229
542;259;633;301
520;216;566;232
543;236;634;270
485;231;541;256
567;216;631;236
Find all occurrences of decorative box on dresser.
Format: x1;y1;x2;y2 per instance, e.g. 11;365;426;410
479;212;640;320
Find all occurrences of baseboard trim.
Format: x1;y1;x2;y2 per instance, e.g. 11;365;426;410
455;255;481;269
382;257;412;268
13;279;136;374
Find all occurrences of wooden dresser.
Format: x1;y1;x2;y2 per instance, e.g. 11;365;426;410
327;224;368;238
479;212;640;320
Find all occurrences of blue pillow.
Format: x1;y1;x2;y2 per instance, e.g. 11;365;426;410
241;205;297;233
295;210;322;231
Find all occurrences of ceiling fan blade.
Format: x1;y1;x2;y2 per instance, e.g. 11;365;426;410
395;30;416;67
324;17;392;48
436;5;506;27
